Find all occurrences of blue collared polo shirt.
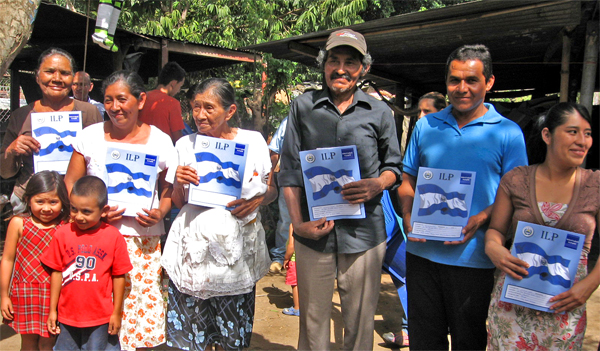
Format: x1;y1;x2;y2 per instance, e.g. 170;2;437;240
403;103;528;269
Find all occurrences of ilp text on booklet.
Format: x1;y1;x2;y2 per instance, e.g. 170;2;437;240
500;221;585;313
299;145;364;221
188;135;248;209
409;167;476;241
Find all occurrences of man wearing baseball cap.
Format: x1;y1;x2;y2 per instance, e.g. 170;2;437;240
278;29;402;350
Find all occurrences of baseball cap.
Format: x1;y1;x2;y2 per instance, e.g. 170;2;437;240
325;29;367;55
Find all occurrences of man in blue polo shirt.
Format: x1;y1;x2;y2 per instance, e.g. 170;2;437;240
398;44;527;350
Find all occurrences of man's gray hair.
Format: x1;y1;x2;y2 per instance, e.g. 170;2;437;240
316;49;373;75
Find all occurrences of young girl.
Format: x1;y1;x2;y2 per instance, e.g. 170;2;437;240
282;224;300;317
0;171;69;351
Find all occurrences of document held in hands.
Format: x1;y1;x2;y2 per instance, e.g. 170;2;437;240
500;221;585;312
31;111;82;174
188;135;248;209
409;167;476;241
105;146;158;217
299;145;365;221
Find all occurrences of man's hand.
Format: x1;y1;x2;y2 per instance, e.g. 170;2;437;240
293;217;334;240
6;135;40;157
403;212;427;243
445;210;488;245
341;178;383;204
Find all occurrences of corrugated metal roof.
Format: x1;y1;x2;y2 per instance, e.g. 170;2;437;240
244;0;588;97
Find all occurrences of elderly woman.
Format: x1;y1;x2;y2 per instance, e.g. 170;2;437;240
64;70;176;350
0;47;103;213
485;102;599;350
161;78;276;351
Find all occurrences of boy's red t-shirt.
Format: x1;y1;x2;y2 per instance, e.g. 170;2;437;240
41;222;132;328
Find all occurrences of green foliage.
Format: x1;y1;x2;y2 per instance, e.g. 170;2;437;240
490;95;532;104
388;0;474;14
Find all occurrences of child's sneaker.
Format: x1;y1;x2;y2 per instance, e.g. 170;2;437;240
282;307;300;316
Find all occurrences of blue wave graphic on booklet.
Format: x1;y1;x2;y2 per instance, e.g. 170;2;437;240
515;242;571;288
33;126;78;138
195;152;242;189
417;184;467;218
38;141;73;156
106;163;151;181
106;163;153;198
195;152;240;170
303;166;355;200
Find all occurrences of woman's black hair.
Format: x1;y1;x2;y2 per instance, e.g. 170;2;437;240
191;78;237;110
36;47;76;73
527;102;592;165
102;70;146;99
21;171;69;221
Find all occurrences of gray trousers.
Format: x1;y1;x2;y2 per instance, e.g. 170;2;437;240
296;240;386;351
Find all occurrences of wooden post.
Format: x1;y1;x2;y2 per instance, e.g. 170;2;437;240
393;84;403;107
559;32;571;102
9;67;20;112
393;84;407;156
580;21;598;114
160;38;169;70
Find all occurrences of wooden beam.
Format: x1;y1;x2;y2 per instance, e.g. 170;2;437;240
289;41;319;58
580;21;598;113
138;39;257;63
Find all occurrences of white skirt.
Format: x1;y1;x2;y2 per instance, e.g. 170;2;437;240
161;205;270;300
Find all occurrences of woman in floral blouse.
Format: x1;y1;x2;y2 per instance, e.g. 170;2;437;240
485;102;600;350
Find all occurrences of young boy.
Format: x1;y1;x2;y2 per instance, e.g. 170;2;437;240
42;176;132;350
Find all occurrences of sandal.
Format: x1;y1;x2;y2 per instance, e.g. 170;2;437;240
282;307;300;316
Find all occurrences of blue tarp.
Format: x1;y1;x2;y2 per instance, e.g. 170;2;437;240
381;190;408;319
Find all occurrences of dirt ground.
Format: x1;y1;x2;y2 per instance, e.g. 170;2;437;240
1;271;600;350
